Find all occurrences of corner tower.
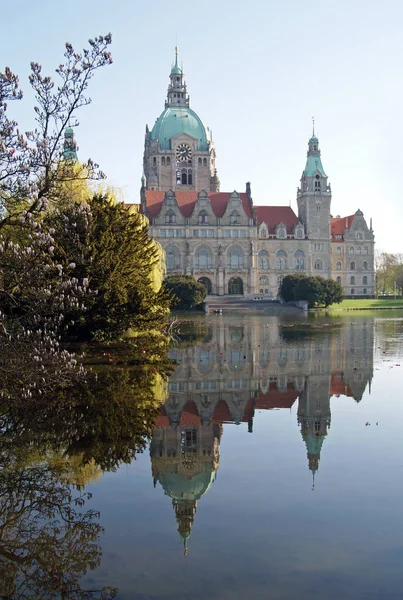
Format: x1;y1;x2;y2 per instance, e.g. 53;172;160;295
297;130;332;276
143;48;219;192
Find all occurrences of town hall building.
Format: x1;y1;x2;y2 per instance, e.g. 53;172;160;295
140;49;375;297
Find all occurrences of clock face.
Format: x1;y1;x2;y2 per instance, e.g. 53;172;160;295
176;143;192;161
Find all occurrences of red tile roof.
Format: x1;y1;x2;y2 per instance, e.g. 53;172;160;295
256;383;299;409
143;191;253;219
330;372;353;397
330;215;355;241
254;206;299;234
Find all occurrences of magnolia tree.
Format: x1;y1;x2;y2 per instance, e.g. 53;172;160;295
0;34;112;225
0;34;112;399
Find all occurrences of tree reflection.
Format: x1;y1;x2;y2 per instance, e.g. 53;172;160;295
0;357;170;597
0;464;117;599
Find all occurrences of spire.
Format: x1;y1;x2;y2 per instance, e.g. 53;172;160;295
312;116;315;137
171;46;183;75
63;124;78;162
166;48;189;108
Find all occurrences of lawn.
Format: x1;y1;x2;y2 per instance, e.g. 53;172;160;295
328;298;403;310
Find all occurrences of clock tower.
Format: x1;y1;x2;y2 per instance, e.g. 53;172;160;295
143;48;219;192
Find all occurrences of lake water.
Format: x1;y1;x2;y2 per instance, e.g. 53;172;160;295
4;313;403;599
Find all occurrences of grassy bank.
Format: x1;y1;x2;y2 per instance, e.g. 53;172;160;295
327;298;403;311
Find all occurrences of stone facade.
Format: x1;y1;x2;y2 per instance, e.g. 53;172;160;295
141;52;375;297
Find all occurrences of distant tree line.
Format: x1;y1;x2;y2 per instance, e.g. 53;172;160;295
375;251;403;296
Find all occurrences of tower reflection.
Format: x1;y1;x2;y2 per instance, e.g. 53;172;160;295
150;316;374;550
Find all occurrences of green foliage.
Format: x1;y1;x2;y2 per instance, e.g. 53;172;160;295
47;193;172;340
164;274;207;310
280;274;343;308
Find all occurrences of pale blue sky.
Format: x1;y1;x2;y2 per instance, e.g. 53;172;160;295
1;0;402;251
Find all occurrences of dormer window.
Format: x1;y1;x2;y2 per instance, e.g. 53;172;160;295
198;211;209;225
230;211;241;225
277;228;286;239
165;210;176;224
261;228;267;238
296;229;303;238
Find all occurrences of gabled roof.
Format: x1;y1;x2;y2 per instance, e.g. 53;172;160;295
254;206;300;234
143;191;253;219
330;214;355;240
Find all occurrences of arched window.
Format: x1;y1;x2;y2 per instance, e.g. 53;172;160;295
356;232;363;240
260;228;267;238
203;157;207;166
314;259;323;270
166;246;181;271
195;246;213;269
350;261;355;270
351;288;355;295
314;175;321;191
161;156;166;166
166;157;171;165
258;250;269;270
363;275;368;285
336;261;342;270
277;228;286;239
337;276;341;284
349;247;354;255
364;246;368;254
228;246;244;268
296;229;303;238
277;275;284;286
294;250;305;270
316;204;321;211
276;250;287;270
259;275;269;286
363;288;367;294
336;246;341;255
165;210;176;224
198;157;202;166
198;211;208;225
230;211;241;225
357;246;361;254
350;276;355;285
363;261;368;270
181;171;187;185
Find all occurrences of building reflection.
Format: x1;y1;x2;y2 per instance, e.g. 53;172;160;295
150;317;374;550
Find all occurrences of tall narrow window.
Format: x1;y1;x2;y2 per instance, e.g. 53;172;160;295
350;276;355;285
337;276;341;284
350;261;355;270
363;276;368;285
336;261;341;270
258;251;269;270
228;246;244;268
314;259;323;270
161;156;165;165
195;246;213;269
336;246;341;255
276;250;287;270
295;250;305;270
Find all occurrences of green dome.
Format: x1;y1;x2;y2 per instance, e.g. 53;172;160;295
65;126;74;135
150;106;210;151
171;64;183;75
158;467;215;501
309;135;319;143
